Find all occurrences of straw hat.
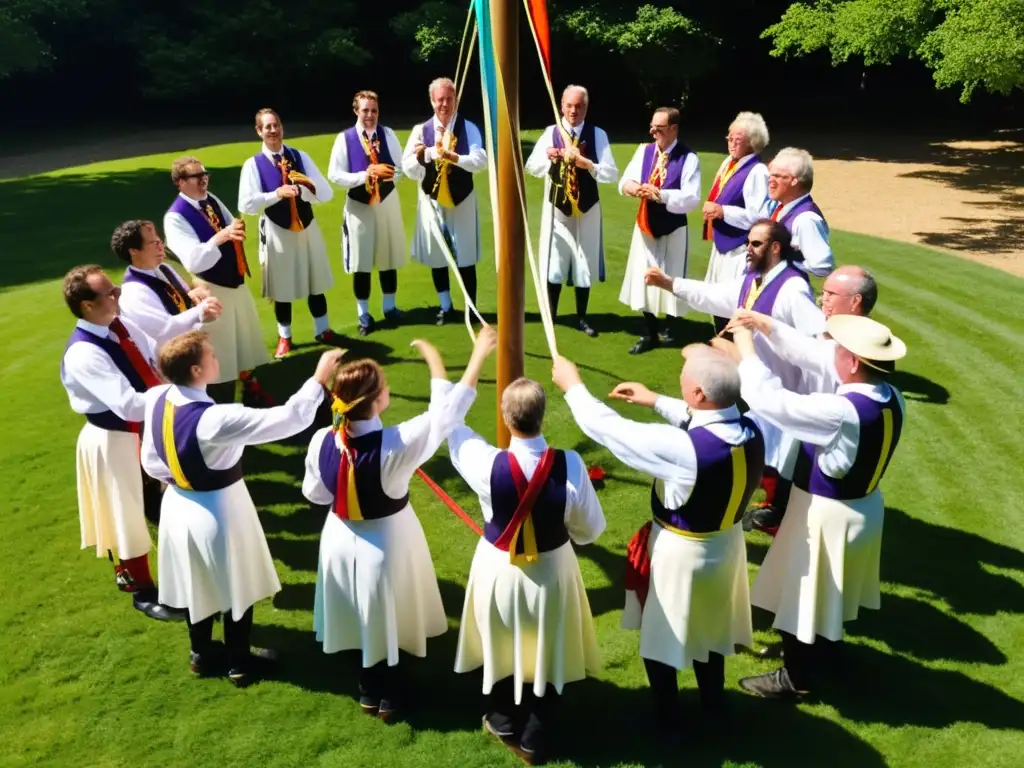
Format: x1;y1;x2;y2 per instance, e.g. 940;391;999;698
827;314;906;366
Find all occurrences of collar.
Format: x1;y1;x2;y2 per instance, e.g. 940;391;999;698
127;264;166;279
177;191;205;209
346;416;384;437
77;318;112;337
509;434;549;454
776;192;811;214
434;113;457;132
758;259;792;284
356;122;378;137
688;405;741;429
261;143;286;161
655;138;678;155
173;384;213;403
561;118;584;136
836;381;892;401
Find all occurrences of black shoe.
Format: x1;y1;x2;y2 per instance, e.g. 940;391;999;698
189;647;227;678
436;307;458;326
658;329;675;345
629;336;659;355
132;592;185;622
739;667;809;700
483;716;539;764
359;695;380;715
228;647;279;688
578;318;598;337
742;504;784;535
378;698;399;723
358;313;374;337
383;308;404;325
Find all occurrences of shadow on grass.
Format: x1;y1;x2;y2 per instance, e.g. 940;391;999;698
889;369;951;405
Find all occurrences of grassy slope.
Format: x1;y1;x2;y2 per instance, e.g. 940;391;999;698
0;131;1022;768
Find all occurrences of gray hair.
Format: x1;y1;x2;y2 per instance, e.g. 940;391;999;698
772;147;814;189
729;111;770;154
428;77;456;99
562;84;589;106
838;265;878;315
501;377;546;436
685;355;741;408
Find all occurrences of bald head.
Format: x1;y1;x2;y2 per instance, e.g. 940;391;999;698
680;347;742;410
822;265;877;318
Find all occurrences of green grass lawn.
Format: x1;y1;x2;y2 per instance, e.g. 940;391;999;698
1;130;1023;768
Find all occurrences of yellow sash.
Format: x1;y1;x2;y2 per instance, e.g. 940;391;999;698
161;401;192;490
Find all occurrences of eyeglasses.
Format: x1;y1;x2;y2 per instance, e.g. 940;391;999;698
182;171;209;180
650;124;669;132
769;172;794;180
93;285;121;300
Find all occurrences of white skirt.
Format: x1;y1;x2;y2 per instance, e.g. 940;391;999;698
76;423;151;560
258;215;334;302
625;523;752;670
455;539;600;703
704;242;748;284
342;194;407;274
618;224;690;316
540;200;604;288
411;190;480;268
313;505;447;665
752;486;884;643
157;479;281;622
196;280;270;383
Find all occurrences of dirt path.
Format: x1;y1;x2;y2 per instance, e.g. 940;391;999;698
2;126;1022;277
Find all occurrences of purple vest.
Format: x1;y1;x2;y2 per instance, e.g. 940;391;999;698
253;146;314;230
151;391;243;491
485;450;570;555
420;115;475;206
711;157;761;253
166;196;244;288
122;265;195;315
778;196;826;233
737;263;810;315
343;126;397;204
62;326;147;433
549;122;600;215
317;430;409;520
794;389;904;500
639;141;694;238
652;418;764;534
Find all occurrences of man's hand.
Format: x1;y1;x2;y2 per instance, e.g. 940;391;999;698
414;142;426;161
643;268;673;292
702;202;724;220
276;184;300;199
727;308;773;336
188;285;212;303
471;325;498;359
730;325;757;360
609;382;657;407
213;218;246;246
710;337;742;362
622;180;642;197
441;149;460;163
552;356;582;393
367;163;395;181
313;349;346;388
199;297;223;322
639;183;662;203
546;146;562;162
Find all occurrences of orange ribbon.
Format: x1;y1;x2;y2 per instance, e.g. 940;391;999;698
203;203;250;278
702;158;738;240
637;148;669;238
277;155;303;232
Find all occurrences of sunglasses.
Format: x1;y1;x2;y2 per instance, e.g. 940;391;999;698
747;239;769;248
182;171;209;180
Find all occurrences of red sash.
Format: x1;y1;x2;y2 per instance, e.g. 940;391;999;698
702;158;738;240
493;448;556;563
333;429;364;521
624;521;653;610
108;318;161;389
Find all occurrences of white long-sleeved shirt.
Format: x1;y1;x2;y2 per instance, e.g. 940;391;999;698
142;378;325;483
760;193;833;277
447;427;606;545
763;317;840;394
302;380;477;507
401;114;487;182
237;144;333;217
617;139;702;216
118;264;206;347
327;123;405;191
738;356;905;483
163;192;235;275
564;384;756;511
709;154;770;231
524;119;619;186
61;317;156;421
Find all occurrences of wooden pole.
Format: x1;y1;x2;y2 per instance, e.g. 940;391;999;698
491;0;526;449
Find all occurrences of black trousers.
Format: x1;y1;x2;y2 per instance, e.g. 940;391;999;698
353;270;397;299
643;653;725;727
274;294;327;325
487;676;559;753
431;266;478;306
187;607;253;668
347;651;405;703
781;631;842;690
546;282;590;319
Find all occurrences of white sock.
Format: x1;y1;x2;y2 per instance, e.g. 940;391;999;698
313;314;330;336
382;294;396;313
356;299;370;319
277;323;291;339
439;290;453;311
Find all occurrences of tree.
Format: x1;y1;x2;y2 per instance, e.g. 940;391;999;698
763;0;1024;103
0;0;89;79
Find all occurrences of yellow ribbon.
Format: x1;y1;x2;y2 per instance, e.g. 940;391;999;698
331;394;367;430
161;401;192;490
509;515;539;565
432;129;458;209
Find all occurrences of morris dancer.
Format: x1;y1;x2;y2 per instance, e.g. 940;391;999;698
723;319;906;699
142;332;344;685
304;327;497;722
113;219;222;347
553;346;763;743
60;264;181;621
524;84;618;337
760;147;833;277
701;112;770;333
163;156;273;405
618;107;701;354
328;90;406;337
401;77;487;325
238;108;339;358
448;376;605;764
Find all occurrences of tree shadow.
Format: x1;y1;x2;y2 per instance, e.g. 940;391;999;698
575;541;626;618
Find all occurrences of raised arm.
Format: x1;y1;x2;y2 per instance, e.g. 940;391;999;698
727;309;835;381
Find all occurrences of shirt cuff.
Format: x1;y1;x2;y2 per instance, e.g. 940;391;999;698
300;377;327;404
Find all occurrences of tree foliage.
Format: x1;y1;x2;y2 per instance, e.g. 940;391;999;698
763;0;1024;102
0;0;89;78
